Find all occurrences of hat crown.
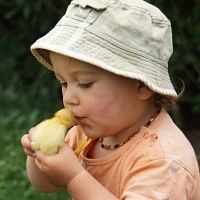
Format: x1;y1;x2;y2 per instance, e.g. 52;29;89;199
61;0;173;65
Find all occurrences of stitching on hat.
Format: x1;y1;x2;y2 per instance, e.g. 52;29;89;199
48;25;68;45
118;2;170;25
135;6;170;25
86;28;168;67
62;21;89;48
98;35;168;70
55;4;171;67
33;21;169;69
151;17;171;26
64;3;106;24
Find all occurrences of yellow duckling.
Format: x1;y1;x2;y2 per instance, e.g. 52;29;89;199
30;108;92;155
30;108;75;155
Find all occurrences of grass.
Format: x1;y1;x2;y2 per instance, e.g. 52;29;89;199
0;78;72;199
0;108;72;200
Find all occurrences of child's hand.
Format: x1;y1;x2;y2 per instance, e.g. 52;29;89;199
34;143;84;188
21;127;36;157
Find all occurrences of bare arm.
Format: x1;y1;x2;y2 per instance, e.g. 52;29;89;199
22;128;119;199
21;133;63;193
34;145;120;200
67;170;119;200
26;156;64;193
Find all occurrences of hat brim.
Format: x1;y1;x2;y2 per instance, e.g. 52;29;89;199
31;22;177;97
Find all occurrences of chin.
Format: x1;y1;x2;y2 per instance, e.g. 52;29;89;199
82;129;103;140
80;123;107;139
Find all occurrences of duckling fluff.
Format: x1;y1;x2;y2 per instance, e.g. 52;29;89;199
30;108;75;155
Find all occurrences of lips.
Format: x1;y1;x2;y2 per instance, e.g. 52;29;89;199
74;116;86;123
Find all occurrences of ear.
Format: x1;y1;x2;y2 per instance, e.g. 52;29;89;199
136;81;154;100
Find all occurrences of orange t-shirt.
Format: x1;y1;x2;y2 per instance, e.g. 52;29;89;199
66;109;200;200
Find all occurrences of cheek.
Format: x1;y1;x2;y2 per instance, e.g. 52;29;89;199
81;80;141;118
89;95;142;130
85;94;129;124
85;95;112;115
81;88;121;124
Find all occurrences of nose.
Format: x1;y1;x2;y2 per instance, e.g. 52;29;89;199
62;86;79;108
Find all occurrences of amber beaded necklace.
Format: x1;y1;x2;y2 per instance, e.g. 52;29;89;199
99;107;161;150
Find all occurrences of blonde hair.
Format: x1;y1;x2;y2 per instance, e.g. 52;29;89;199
154;80;185;108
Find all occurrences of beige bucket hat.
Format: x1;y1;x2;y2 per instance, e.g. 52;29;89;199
31;0;177;97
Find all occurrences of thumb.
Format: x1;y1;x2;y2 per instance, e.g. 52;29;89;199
35;150;46;163
58;143;74;154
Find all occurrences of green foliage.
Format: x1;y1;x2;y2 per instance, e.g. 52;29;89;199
0;0;72;198
0;0;70;115
0;104;72;199
0;0;199;198
147;0;200;114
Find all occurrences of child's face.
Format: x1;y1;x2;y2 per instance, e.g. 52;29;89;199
50;52;153;139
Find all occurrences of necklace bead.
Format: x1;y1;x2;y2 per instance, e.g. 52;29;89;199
99;107;161;150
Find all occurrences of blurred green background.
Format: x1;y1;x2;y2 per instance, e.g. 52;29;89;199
0;0;199;199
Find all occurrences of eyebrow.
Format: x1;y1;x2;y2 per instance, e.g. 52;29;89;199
54;71;97;79
70;70;97;75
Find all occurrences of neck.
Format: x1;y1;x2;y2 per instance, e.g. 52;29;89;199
103;104;157;145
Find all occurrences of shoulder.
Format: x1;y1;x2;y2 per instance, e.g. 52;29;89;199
129;108;199;179
121;154;200;199
121;119;200;199
151;109;199;176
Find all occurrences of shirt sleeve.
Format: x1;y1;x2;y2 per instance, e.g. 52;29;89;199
120;158;194;200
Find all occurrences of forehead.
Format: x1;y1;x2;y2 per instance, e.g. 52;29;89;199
49;51;101;74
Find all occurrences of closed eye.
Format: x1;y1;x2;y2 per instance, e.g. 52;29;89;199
78;82;94;88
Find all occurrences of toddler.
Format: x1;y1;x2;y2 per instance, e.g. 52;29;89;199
21;0;200;199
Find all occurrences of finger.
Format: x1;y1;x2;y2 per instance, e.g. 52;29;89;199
21;134;35;155
21;134;31;145
35;151;50;172
22;139;32;150
23;147;35;157
35;150;43;160
21;134;29;145
34;157;42;170
35;151;49;163
29;127;36;138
